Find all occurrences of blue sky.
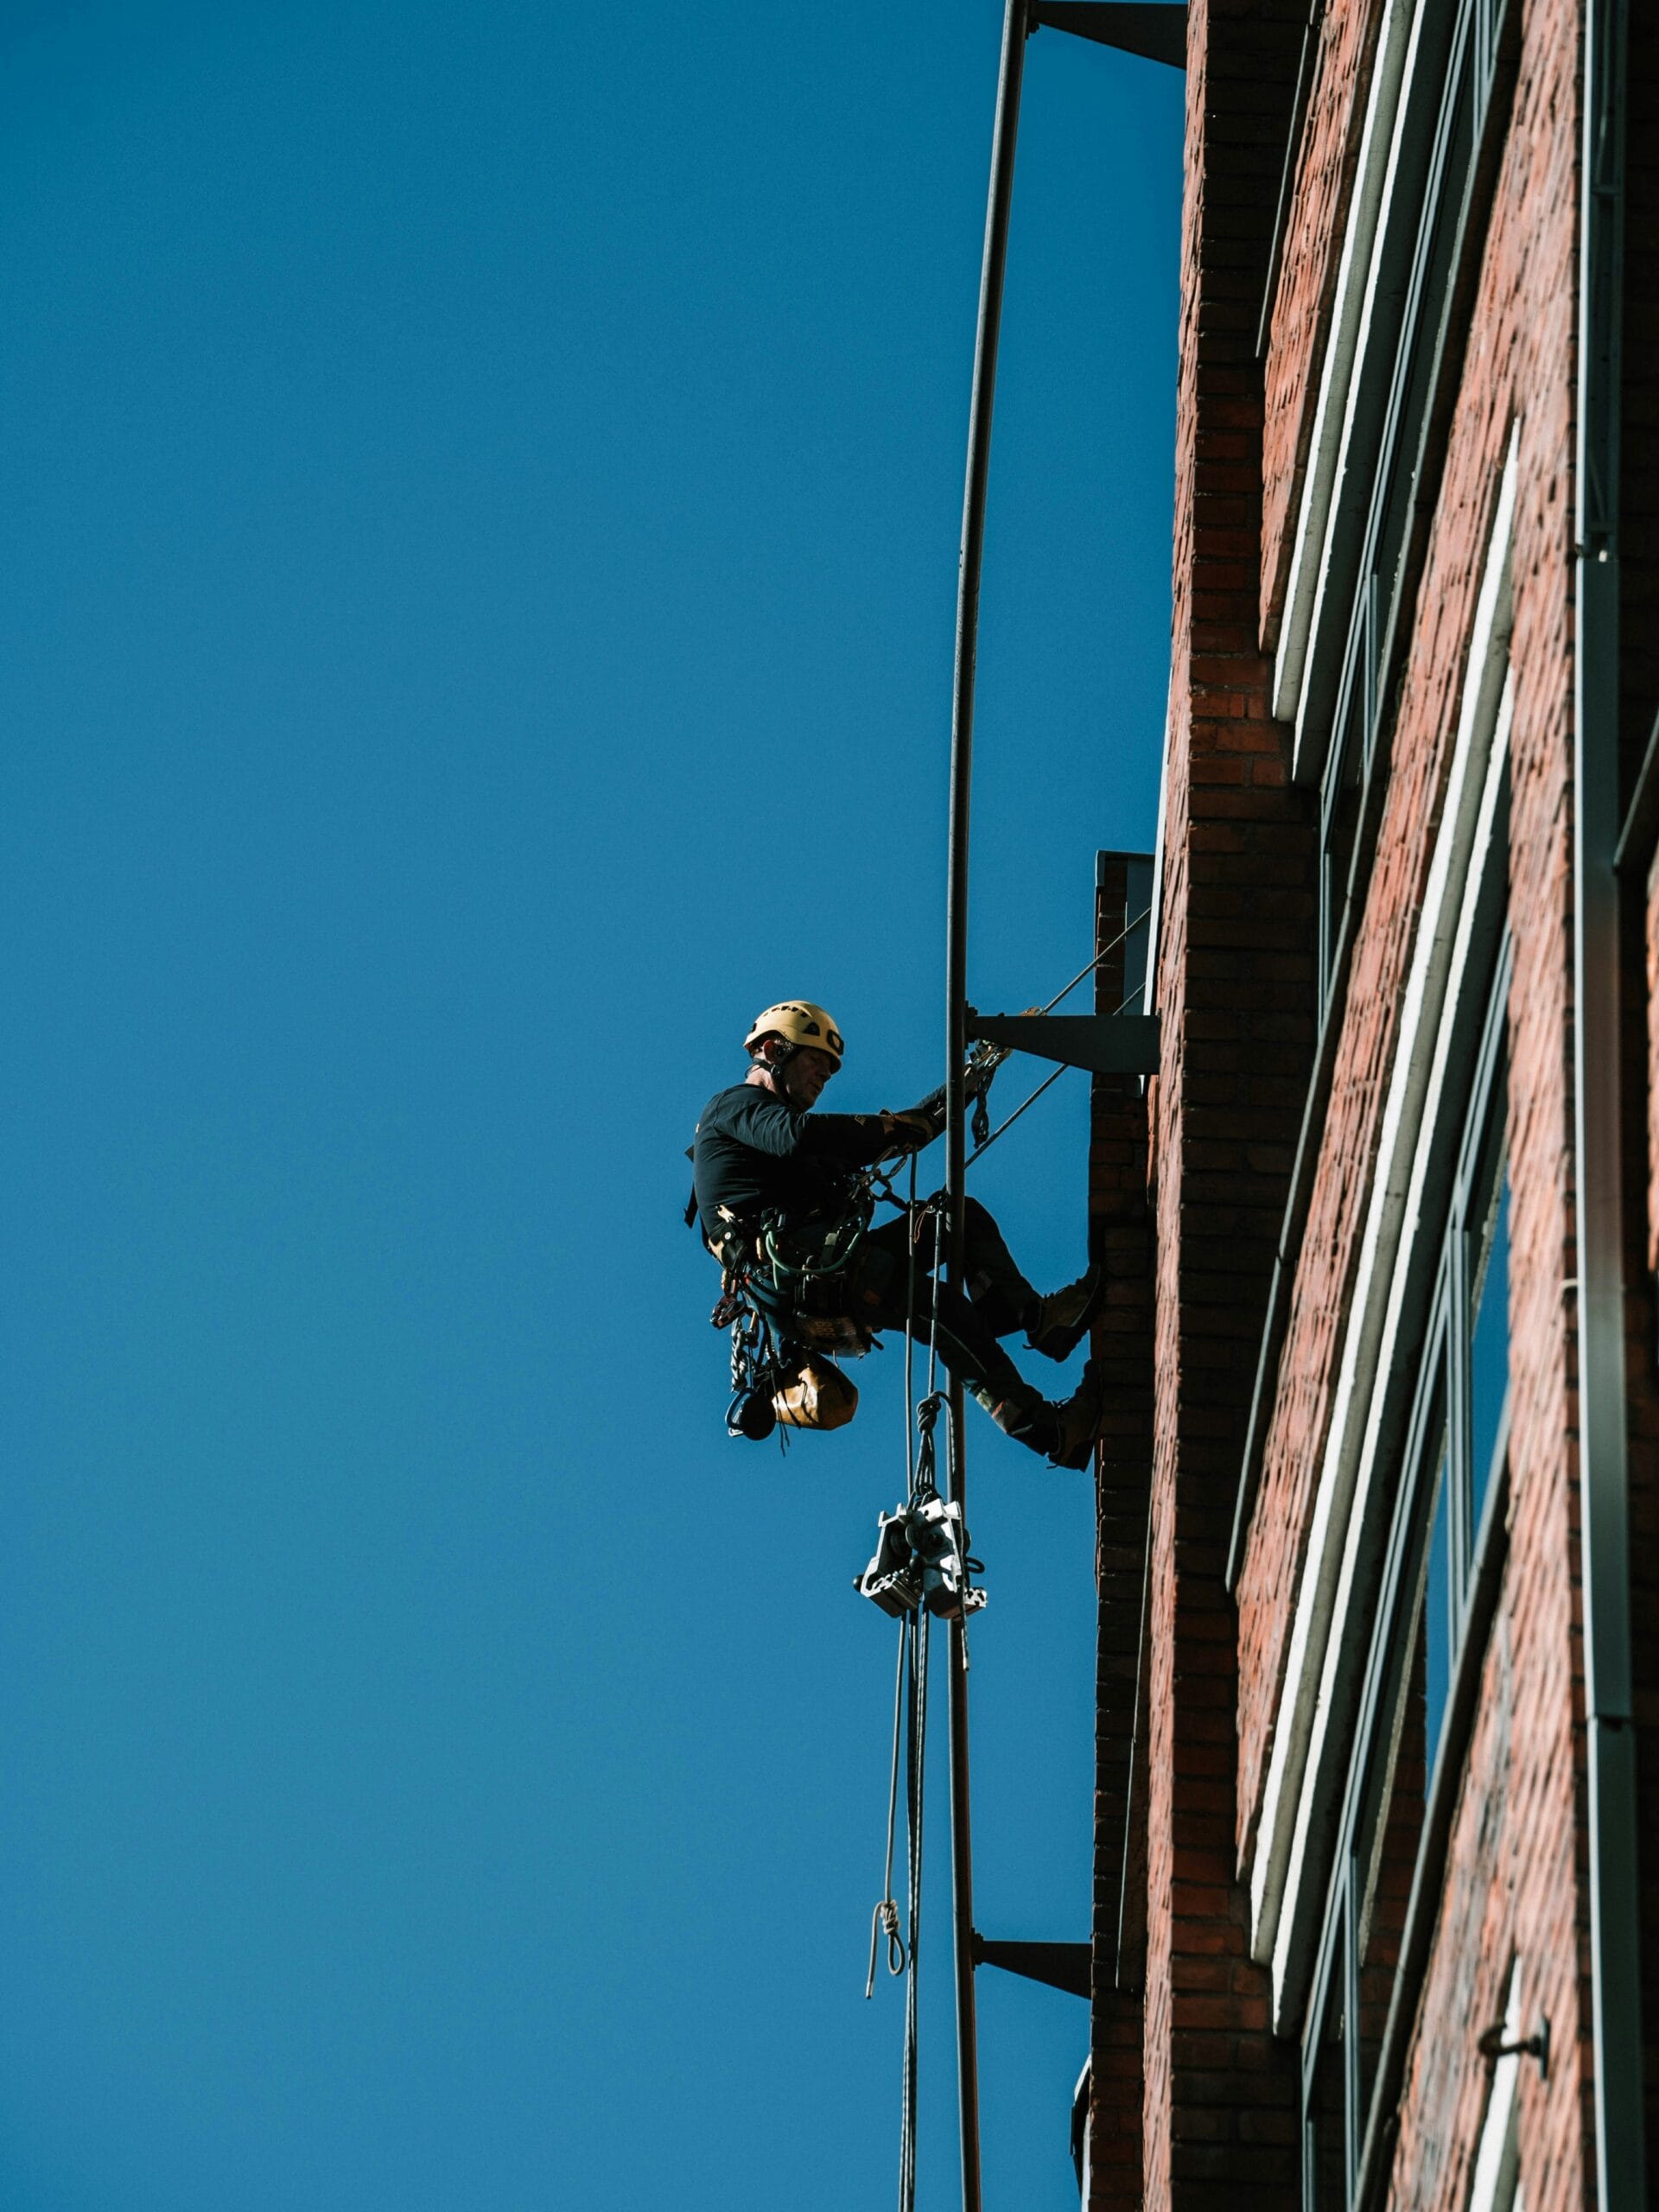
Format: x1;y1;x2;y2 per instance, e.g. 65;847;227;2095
1;4;1181;2204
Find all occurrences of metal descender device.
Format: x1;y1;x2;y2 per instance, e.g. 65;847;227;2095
856;1493;986;1622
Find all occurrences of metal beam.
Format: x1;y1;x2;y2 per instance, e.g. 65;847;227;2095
1030;1;1186;67
966;1009;1161;1075
970;1935;1090;1999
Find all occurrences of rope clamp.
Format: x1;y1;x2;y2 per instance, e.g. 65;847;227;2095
855;1495;986;1622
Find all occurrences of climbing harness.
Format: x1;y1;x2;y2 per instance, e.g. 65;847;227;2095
724;1301;785;1442
690;1036;1020;1446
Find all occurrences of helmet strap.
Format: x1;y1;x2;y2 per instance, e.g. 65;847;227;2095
755;1037;804;1103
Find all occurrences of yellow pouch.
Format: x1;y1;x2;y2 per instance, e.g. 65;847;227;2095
773;1357;859;1431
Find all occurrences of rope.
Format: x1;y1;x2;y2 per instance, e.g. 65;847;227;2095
864;921;1149;2199
1033;902;1151;1015
966;1060;1068;1166
925;1203;943;1403
903;1155;918;1491
893;1401;948;2210
867;1233;947;2212
867;1613;911;1999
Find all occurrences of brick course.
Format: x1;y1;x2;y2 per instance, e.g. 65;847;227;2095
1137;0;1314;2202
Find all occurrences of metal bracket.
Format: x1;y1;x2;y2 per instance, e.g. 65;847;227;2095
1478;2013;1550;2081
970;1934;1090;1999
1029;2;1187;67
965;1007;1161;1076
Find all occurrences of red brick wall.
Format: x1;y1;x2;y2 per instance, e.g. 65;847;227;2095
1103;0;1659;2194
1229;0;1611;2203
1258;0;1387;651
1141;0;1313;2201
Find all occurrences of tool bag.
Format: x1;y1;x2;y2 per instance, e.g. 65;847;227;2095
773;1354;859;1431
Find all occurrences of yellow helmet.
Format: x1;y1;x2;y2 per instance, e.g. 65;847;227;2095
744;1000;845;1067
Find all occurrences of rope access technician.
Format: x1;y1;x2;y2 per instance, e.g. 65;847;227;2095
692;1001;1107;1466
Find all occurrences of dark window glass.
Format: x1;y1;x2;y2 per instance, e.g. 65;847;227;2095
1469;1173;1510;1535
1306;1937;1349;2210
1355;1631;1425;2120
1321;726;1363;992
1424;1448;1452;1783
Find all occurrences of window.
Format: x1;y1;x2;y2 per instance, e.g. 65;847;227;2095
1313;0;1515;994
1300;940;1511;2208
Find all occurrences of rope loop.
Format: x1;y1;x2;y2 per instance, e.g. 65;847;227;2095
865;1897;907;1998
911;1390;948;1507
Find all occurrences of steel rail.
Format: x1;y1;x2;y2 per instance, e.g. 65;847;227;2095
944;4;1030;2206
1573;0;1644;2199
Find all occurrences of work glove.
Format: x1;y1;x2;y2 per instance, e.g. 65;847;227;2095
877;1109;937;1159
964;1016;1029;1096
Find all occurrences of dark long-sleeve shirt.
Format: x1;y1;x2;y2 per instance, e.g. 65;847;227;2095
692;1083;892;1247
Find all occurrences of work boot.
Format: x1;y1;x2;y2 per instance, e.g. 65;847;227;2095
1025;1263;1103;1362
975;1382;1060;1458
1048;1358;1107;1470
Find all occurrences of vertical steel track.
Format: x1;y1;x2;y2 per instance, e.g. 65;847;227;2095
1573;0;1645;2201
944;5;1029;2207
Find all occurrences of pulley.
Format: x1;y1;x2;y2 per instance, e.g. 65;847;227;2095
856;1495;987;1622
909;1494;986;1621
857;1510;923;1616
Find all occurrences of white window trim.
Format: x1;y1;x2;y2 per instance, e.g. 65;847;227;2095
1469;1960;1526;2212
1249;434;1518;2001
1274;0;1427;754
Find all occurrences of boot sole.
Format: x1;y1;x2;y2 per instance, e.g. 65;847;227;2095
1027;1268;1106;1363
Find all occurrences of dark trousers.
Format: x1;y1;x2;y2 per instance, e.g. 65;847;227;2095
843;1197;1058;1454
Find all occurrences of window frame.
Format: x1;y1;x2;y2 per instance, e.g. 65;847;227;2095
1312;0;1516;1001
1300;934;1512;2209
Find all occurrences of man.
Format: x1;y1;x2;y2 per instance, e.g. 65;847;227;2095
692;999;1107;1468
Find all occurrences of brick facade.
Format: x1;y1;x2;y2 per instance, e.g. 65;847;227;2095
1088;0;1659;2202
1139;0;1313;2203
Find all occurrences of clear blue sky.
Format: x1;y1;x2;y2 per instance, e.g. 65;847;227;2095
1;5;1181;2205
